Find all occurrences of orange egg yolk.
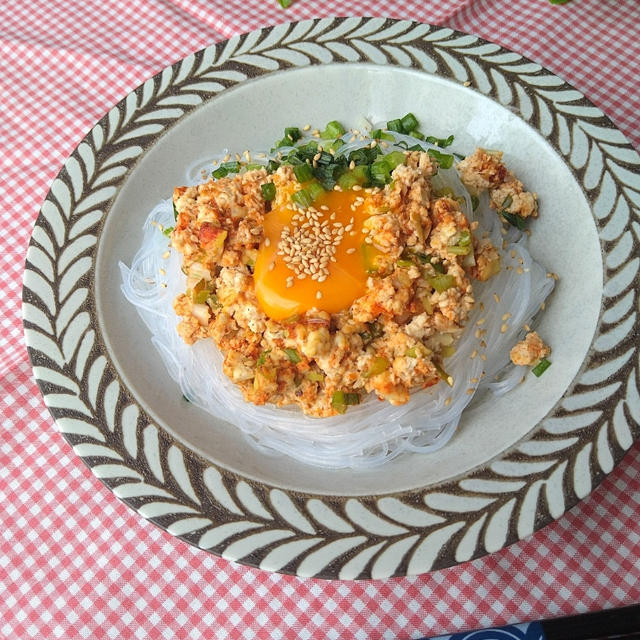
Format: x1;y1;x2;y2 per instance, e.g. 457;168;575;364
254;188;377;321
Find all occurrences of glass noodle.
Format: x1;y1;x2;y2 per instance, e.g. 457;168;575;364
120;128;554;468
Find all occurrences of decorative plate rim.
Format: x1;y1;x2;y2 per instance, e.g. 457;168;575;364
22;18;640;580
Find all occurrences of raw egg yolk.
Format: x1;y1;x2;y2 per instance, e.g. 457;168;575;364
254;188;377;320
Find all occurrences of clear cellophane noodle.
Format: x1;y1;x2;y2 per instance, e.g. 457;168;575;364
120;131;554;468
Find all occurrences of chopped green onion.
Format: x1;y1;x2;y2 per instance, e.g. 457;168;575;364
244;163;264;171
193;289;209;304
363;356;390;379
425;134;455;147
277;0;292;6
261;182;276;201
337;172;359;190
500;212;526;230
352;164;370;184
283;348;302;364
370;159;392;185
359;321;383;346
405;346;418;358
408;130;425;140
331;390;360;414
427;149;454;169
321;120;345;139
371;129;394;141
307;371;325;383
428;274;455;292
385;150;407;170
386;118;404;133
172;202;179;220
207;294;221;310
291;189;312;208
400;112;419;134
266;160;280;173
256;350;271;366
306;181;325;201
532;358;552;377
348;146;380;166
396;258;413;268
163;226;174;236
293;163;313;182
212;161;241;179
441;344;456;358
447;244;472;255
284;126;301;142
549;0;572;4
458;230;471;246
501;194;513;210
434;362;454;387
471;195;480;210
326;138;345;152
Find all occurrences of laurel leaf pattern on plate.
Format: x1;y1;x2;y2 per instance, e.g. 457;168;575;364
22;18;640;579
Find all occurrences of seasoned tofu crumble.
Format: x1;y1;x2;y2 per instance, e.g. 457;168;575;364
169;141;547;417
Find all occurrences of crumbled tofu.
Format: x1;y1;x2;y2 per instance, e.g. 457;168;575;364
510;331;551;366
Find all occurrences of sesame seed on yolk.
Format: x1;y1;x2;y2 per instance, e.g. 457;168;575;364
253;188;378;320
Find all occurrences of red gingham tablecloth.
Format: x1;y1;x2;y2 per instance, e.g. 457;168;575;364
2;0;640;638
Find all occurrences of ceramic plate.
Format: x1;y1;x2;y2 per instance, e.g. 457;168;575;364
23;18;640;579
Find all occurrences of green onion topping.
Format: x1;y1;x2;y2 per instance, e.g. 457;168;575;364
532;358;552;377
501;194;513;210
321;120;345;139
283;348;302;364
425;134;454;147
261;182;276;201
293;163;313;183
163;226;174;237
400;112;419;134
500;212;526;230
256;350;271;367
428;274;456;292
434;362;454;387
291;188;312;208
427;149;454;169
212;161;241;179
331;390;360;414
363;356;390;379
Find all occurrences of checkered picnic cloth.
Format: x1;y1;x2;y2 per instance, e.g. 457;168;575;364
2;0;639;638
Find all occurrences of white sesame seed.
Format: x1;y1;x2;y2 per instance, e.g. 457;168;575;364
346;247;356;254
316;290;323;299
